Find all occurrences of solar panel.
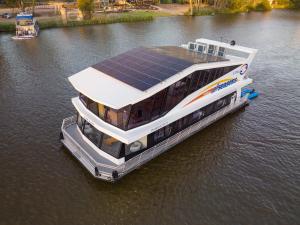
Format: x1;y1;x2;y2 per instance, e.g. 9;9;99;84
92;46;227;91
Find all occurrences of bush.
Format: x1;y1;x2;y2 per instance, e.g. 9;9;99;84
254;0;272;11
160;0;172;3
78;0;94;19
227;0;245;9
290;0;300;8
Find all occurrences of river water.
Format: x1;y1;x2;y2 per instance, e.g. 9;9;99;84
0;10;299;225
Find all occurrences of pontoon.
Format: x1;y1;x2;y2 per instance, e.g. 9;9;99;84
60;38;258;181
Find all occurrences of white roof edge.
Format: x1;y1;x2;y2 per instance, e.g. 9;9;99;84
68;59;247;110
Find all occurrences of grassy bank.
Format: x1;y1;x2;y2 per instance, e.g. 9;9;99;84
0;10;169;32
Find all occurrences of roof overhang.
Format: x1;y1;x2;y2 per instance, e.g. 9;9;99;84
68;67;144;109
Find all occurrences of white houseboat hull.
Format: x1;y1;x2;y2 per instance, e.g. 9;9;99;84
61;97;249;182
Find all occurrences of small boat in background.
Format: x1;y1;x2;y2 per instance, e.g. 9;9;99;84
12;12;39;40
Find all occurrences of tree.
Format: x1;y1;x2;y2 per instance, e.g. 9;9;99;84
78;0;94;20
290;0;300;7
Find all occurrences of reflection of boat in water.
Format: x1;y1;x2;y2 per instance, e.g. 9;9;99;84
60;38;258;182
12;12;39;40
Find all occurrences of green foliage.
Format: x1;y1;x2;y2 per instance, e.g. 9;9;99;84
290;0;300;8
0;22;15;32
5;0;18;7
160;0;172;3
159;0;186;4
254;0;272;11
39;11;154;29
227;0;246;9
77;0;94;19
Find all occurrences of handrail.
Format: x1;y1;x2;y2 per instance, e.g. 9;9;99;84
62;116;117;172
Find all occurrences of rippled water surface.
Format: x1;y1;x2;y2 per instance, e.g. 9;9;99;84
0;10;300;225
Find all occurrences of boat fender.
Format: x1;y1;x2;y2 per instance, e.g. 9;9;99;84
112;170;118;179
59;132;64;140
230;40;236;46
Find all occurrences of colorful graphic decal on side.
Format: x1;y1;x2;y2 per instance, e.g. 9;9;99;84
184;78;238;107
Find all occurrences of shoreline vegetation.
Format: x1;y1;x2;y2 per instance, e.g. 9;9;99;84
0;10;169;32
0;1;299;33
186;0;299;16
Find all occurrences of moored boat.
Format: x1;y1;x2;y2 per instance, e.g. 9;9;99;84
12;12;39;40
60;38;258;182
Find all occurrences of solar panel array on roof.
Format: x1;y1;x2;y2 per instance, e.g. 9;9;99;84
92;46;228;91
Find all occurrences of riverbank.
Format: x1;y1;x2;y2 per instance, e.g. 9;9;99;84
0;10;170;32
0;4;298;33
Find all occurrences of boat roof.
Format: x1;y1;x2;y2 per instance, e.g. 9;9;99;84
69;46;228;109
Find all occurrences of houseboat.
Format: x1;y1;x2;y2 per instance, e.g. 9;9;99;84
60;38;258;181
12;12;39;40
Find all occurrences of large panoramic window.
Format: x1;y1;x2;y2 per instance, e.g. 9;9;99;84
165;77;190;111
79;65;240;131
77;115;124;159
151;89;167;120
148;92;236;147
100;134;123;159
127;96;154;129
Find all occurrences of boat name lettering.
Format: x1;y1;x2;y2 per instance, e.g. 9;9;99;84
212;78;238;93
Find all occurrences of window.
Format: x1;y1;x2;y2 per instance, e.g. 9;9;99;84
190;109;204;123
89;102;98;116
148;92;237;148
76;115;125;159
119;106;131;130
101;134;123;159
208;45;215;55
106;108;118;126
197;45;205;53
206;69;215;84
216;67;224;80
77;113;84;131
189;42;196;50
218;47;225;57
98;103;106;119
79;65;241;131
127;97;154;129
79;93;89;107
124;136;148;160
165;78;189;111
151;90;167;120
199;70;210;88
85;123;102;147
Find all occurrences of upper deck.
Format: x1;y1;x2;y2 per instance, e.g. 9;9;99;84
69;39;256;110
92;46;227;91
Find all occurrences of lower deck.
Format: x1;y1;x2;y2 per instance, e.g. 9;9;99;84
61;97;249;182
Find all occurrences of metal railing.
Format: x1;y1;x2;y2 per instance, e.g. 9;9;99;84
61;116;117;178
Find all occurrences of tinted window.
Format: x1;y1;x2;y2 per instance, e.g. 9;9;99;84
128;97;154;129
151;90;167;120
165;78;189;111
188;72;200;94
101;134;123;158
208;45;215;55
